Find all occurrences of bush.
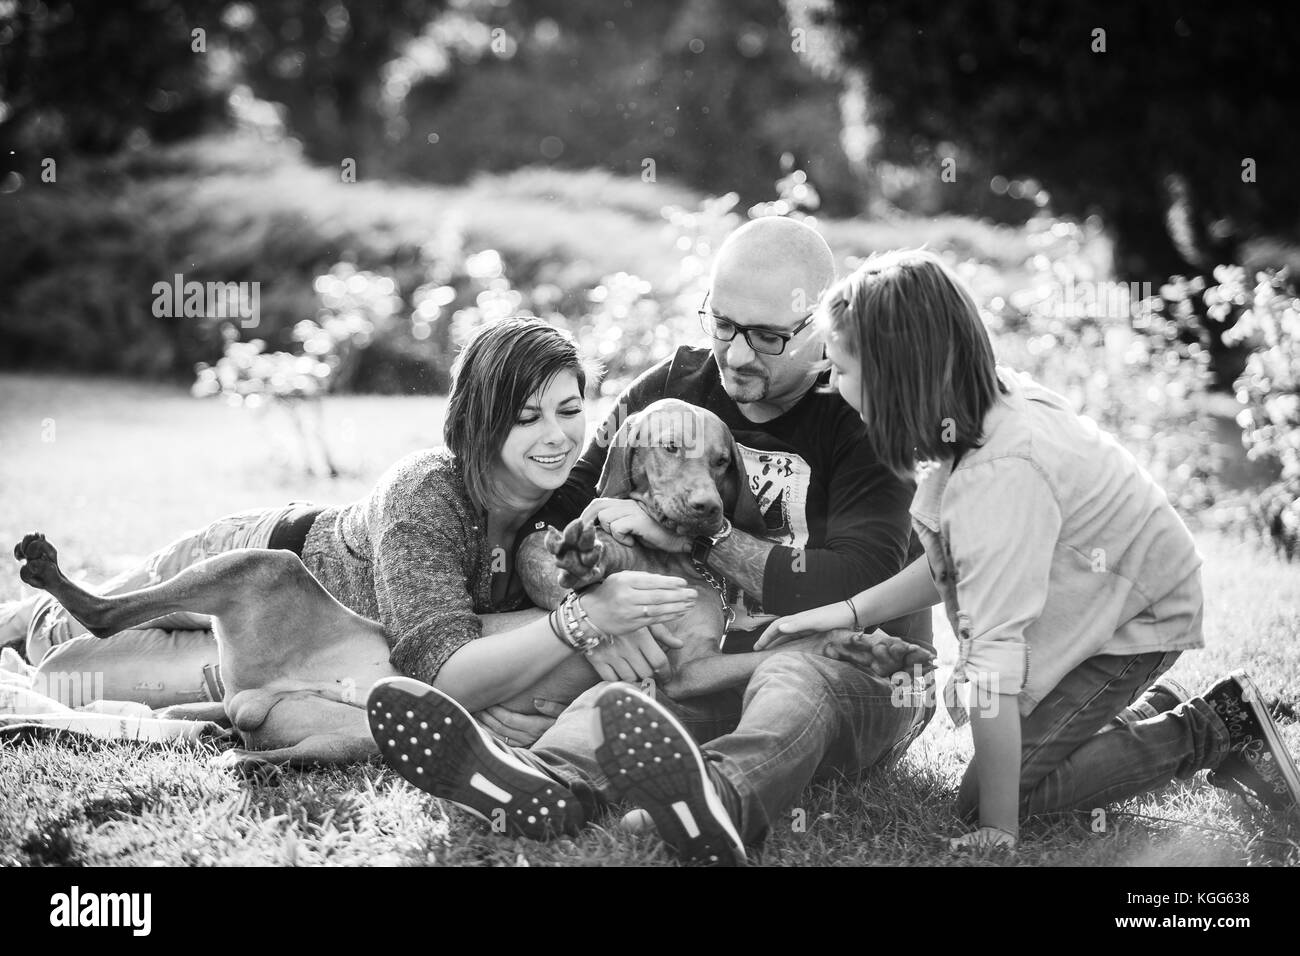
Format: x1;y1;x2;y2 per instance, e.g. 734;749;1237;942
976;233;1297;558
5;131;1053;392
1224;269;1300;558
0;133;687;389
967;218;1224;520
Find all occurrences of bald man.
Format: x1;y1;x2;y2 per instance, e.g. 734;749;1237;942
406;217;935;863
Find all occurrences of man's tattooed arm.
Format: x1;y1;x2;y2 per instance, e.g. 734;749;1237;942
705;528;776;603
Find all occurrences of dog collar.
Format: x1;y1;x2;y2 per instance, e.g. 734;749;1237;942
690;517;732;574
699;518;733;549
691;519;736;635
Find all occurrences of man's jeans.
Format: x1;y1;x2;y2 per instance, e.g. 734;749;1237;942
526;651;935;843
24;505;300;708
955;650;1231;821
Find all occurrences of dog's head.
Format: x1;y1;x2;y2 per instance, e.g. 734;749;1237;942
597;398;764;539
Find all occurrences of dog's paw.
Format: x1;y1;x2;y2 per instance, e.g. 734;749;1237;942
548;518;605;590
14;532;60;591
212;747;283;782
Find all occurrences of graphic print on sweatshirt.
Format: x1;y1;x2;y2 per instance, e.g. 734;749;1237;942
736;443;811;549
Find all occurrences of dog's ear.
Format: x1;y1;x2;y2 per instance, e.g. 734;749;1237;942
718;437;766;536
596;409;645;499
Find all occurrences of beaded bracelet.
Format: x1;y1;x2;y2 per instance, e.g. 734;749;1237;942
558;590;604;653
573;595;608;643
558;594;584;650
571;593;609;651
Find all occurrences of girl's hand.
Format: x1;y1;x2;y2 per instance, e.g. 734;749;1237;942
824;630;935;678
754;602;855;650
948;827;1017;853
580;571;697;636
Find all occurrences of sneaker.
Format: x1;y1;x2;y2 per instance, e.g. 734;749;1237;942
367;676;584;840
594;683;747;866
1203;671;1300;815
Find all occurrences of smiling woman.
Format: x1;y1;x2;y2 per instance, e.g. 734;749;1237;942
444;320;591;520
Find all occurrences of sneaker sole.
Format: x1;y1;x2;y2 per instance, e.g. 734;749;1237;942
367;676;582;840
1219;671;1300;813
594;683;746;866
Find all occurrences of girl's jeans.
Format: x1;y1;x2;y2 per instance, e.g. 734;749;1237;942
955;650;1230;822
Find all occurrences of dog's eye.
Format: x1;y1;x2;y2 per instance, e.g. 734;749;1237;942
713;457;730;470
663;442;679;454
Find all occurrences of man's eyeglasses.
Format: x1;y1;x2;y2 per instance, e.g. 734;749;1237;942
697;293;816;356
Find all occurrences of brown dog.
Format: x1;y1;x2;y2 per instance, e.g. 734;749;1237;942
599;397;765;540
517;398;777;702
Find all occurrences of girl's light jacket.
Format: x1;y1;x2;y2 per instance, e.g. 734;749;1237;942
910;369;1204;717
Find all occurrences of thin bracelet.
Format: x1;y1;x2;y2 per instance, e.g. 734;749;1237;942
547;609;572;650
844;598;861;631
558;593;583;650
559;593;585;649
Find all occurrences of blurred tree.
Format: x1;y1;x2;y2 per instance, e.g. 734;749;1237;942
225;0;445;161
0;0;229;159
0;0;445;168
787;0;1300;280
386;0;866;214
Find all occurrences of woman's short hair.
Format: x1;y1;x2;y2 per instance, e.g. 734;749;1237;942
444;317;589;510
821;249;1004;478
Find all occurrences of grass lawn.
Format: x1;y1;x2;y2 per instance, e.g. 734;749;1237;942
1;373;1297;866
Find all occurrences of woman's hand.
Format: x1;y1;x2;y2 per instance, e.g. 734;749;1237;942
948;826;1017;853
474;698;569;747
585;624;684;684
580;498;690;553
580;571;698;636
754;602;855;650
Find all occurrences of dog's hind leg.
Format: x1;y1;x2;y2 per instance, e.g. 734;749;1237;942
16;534;281;635
14;533;350;648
